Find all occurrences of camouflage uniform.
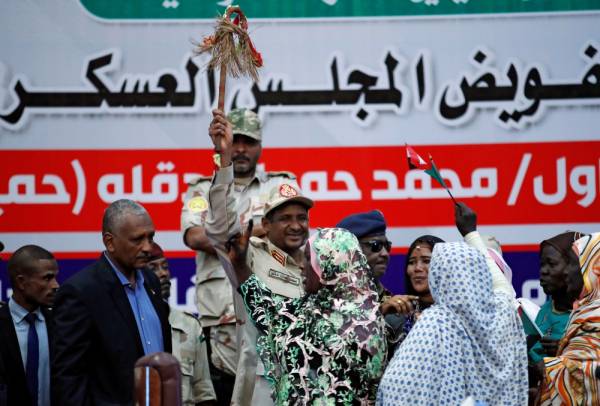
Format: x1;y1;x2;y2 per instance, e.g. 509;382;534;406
169;308;216;405
206;168;310;406
181;109;298;405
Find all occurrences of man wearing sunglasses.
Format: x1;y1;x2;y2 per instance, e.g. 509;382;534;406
336;210;393;300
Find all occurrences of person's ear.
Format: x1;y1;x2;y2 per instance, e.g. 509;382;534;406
262;216;271;234
103;232;115;253
15;274;27;292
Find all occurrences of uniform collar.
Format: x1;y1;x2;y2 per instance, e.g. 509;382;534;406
249;236;300;267
266;238;300;267
242;167;268;185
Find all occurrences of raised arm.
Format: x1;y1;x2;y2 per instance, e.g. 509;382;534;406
202;109;247;286
454;202;515;297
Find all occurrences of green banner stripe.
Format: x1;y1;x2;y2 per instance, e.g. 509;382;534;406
80;0;600;20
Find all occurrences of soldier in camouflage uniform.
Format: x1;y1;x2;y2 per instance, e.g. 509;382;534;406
181;108;298;406
146;243;216;406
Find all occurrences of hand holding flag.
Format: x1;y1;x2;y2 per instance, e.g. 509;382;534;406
406;144;457;205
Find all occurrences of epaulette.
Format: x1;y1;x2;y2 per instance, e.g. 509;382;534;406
266;171;296;179
187;175;213;186
249;235;268;249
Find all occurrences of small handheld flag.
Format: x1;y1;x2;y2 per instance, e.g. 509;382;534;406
405;144;457;205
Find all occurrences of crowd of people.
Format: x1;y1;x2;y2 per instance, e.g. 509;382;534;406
0;108;598;405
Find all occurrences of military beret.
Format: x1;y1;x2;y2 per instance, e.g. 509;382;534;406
149;242;165;261
336;210;387;239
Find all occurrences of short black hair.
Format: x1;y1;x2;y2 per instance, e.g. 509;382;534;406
7;245;55;286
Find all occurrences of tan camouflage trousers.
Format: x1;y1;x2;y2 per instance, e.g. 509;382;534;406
209;323;237;376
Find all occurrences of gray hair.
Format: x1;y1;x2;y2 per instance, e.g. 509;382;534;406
102;199;149;234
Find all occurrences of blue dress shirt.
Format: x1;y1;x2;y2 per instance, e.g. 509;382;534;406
8;299;50;406
104;253;164;355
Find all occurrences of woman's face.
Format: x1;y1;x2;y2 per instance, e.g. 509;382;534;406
407;243;432;295
301;242;322;294
539;244;570;296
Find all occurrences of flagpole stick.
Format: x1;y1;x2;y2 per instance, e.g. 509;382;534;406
445;187;458;206
218;65;227;111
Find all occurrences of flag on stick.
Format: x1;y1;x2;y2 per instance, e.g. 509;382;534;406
406;144;427;170
405;144;456;204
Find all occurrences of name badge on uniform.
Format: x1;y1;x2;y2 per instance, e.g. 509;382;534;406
268;269;300;286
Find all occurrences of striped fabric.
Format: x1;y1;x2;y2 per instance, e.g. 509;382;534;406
540;233;600;405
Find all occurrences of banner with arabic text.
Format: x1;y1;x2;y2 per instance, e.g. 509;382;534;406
1;1;599;308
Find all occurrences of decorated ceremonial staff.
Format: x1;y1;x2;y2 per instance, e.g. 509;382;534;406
197;5;262;111
197;4;263;172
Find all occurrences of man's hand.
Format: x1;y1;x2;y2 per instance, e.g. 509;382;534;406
380;295;419;316
454;202;477;237
225;219;253;284
209;109;233;167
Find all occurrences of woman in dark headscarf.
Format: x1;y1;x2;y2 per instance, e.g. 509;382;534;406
384;235;444;351
529;232;581;364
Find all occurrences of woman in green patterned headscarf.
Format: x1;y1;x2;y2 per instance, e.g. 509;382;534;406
239;227;387;405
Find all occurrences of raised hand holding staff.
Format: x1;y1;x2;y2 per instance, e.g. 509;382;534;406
208;108;233;168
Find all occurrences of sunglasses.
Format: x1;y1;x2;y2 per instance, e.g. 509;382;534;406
361;239;392;253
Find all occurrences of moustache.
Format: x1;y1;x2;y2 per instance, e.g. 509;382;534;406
232;155;250;162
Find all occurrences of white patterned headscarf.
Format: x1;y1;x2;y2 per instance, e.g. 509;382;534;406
377;242;528;405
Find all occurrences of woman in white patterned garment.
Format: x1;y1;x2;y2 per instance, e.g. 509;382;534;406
376;204;528;406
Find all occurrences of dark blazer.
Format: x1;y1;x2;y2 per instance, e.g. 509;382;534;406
51;255;171;406
0;301;53;406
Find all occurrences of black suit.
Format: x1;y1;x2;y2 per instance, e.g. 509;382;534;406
51;255;171;406
0;301;53;406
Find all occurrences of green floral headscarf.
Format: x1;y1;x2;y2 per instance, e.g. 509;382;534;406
240;227;387;405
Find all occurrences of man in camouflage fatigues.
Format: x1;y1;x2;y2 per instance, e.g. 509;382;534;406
181;108;298;405
146;243;216;405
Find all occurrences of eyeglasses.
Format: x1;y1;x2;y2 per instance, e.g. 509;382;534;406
361;239;392;253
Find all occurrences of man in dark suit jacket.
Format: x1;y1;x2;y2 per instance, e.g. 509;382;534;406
52;199;172;406
0;244;59;406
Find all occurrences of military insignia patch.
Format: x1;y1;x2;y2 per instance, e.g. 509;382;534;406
271;249;286;266
187;196;208;213
279;184;298;198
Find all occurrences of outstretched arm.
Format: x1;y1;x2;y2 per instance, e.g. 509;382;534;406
455;202;515;297
204;109;247;286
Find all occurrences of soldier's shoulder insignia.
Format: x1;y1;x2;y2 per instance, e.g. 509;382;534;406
187;196;209;213
266;171;296;180
187;175;212;186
